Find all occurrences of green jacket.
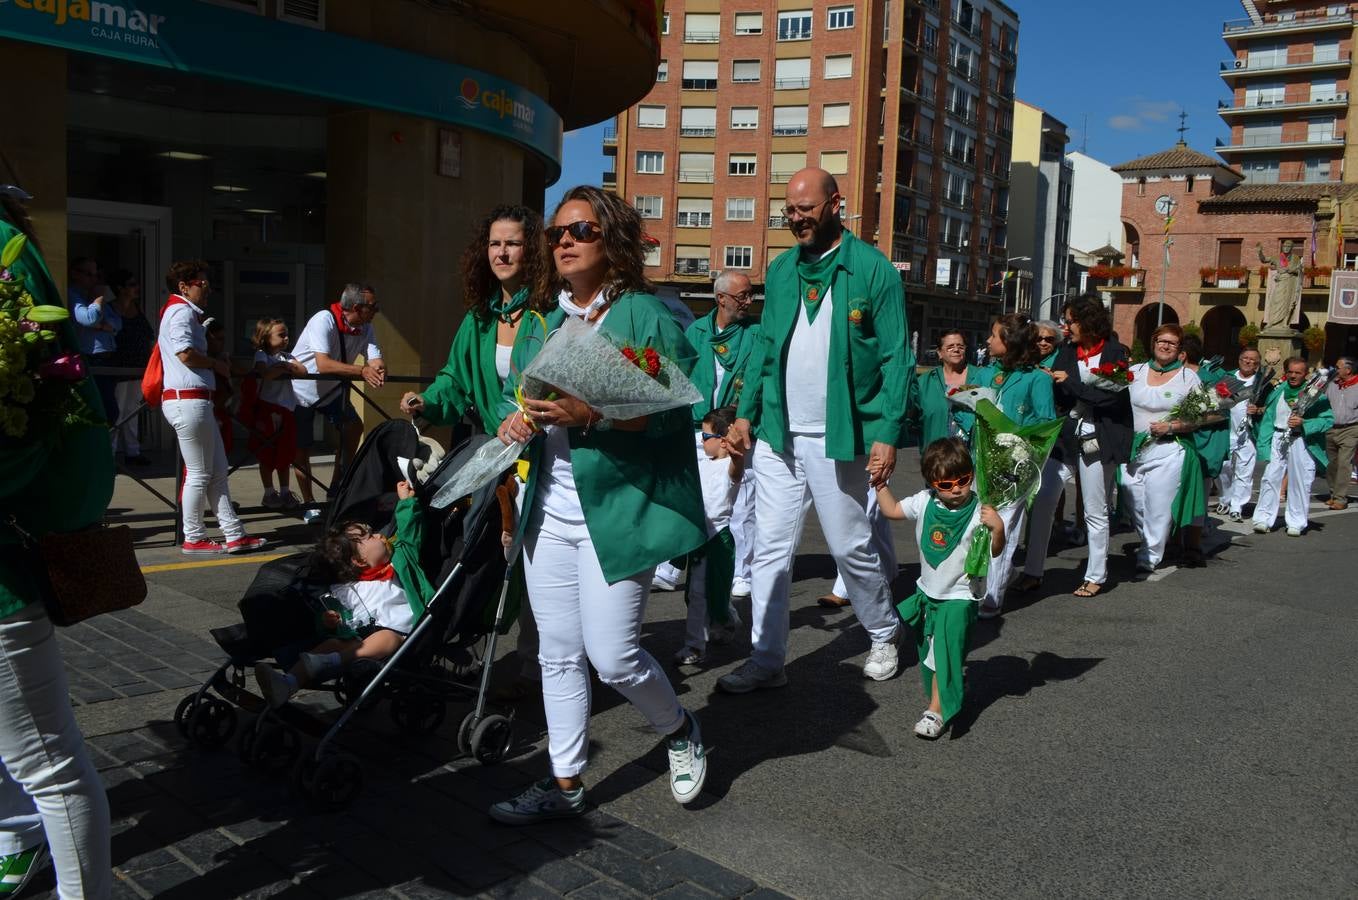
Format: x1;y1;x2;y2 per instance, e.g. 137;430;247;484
1254;384;1333;469
736;231;916;459
915;364;994;448
498;292;707;584
391;496;434;621
988;367;1057;426
419;308;543;434
0;220;115;619
684;311;761;425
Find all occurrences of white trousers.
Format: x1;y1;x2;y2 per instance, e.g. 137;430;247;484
749;435;899;671
523;510;684;778
1076;456;1116;585
163;399;242;543
1219;427;1259;515
0;604;111;899
730;470;757;582
1252;431;1316;530
1023;457;1074;578
985;503;1027;608
111;380;142;456
1122;441;1184;568
831;487;898;597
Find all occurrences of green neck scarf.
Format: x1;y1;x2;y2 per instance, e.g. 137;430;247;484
920;492;979;569
488;286;532;323
796;244;841;323
1281;382;1302;404
709;315;747;372
1148;359;1184;373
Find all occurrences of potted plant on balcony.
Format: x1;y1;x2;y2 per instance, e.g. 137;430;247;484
1199;266;1218;287
1238;323;1260;348
1302;325;1327;356
1303;265;1332;288
1216;265;1249;289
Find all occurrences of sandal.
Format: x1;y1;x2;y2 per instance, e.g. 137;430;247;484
1013;574;1042;593
817;593;851;609
1072;582;1102;598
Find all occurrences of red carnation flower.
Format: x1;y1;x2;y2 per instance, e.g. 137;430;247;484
1215;381;1232;398
643;347;661;377
621;347;639;365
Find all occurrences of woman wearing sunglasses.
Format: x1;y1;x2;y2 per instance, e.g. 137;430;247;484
489;187;708;823
979;314;1056;618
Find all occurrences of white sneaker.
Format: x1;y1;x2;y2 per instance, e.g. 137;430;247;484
253;663;297;709
673;645;706;666
651;572;679;592
914;710;944;740
708;606;742;645
301;508;323;525
716;660;788;694
1214;502;1230;516
665;710;707;805
863;636;899;681
1286;526;1304;536
729;576;752;599
1252;522;1270;534
261;489;284;509
299;651;342;682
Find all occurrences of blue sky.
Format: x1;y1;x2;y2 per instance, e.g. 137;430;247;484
547;0;1244;210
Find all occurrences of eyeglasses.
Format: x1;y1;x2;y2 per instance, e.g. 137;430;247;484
546;220;602;247
782;197;835;221
718;291;753;303
186;278;210;289
700;431;724;441
930;472;974;492
357;302;380;314
1154;339;1179;348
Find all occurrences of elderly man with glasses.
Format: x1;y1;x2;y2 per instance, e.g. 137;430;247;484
720;167;915;693
291;283;386;522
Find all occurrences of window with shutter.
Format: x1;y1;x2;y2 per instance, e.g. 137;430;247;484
774;58;811;89
825;55;853;79
680;107;718;136
822;103;851;127
734;12;763;34
682;60;719;90
637;106;666;128
773;106;809;136
732;59;761;83
685;13;720;42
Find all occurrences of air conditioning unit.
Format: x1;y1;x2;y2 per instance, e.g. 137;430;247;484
1234;59;1245;68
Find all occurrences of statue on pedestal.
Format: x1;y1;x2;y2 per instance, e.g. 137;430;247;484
1256;240;1303;331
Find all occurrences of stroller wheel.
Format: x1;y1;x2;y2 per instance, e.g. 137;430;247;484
297;752;363;811
187;696;237;749
470;714;513;766
241;719;300;774
173;693;200;737
390;690;446;735
456;710;477;755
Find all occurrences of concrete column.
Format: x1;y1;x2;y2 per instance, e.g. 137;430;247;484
324;108;525;430
0;43;67;286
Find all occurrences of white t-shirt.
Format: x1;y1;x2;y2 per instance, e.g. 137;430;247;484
1075;350;1103;436
157;296;213;392
329;578;416;635
1275;386;1293;430
495;343;513;381
785;283;833;433
536;297;610;525
898;490;985;601
697;452;740;537
291;308;383;408
253;350;298;410
1127;364;1201;435
1230;371;1257;434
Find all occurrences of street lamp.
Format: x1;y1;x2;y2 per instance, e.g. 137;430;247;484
1039;292;1068;322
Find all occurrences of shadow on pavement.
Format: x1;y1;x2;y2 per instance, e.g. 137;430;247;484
948;651;1104;740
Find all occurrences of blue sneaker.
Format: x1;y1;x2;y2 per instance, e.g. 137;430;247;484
489;778;586;825
665;710;707;805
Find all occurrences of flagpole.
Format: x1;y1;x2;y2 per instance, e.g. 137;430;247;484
1157;202;1175;328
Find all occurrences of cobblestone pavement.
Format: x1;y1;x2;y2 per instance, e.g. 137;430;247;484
27;608;791;900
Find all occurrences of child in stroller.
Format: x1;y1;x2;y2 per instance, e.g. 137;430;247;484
255;479;434;707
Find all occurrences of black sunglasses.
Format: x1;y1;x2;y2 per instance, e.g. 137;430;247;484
546;220;602;247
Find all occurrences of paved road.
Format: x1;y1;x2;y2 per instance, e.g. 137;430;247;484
27;455;1358;897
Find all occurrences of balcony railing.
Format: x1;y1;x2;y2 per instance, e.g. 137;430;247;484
602;125;618;145
681;79;718;91
678;169;715;183
684;31;719;43
1220;53;1351;76
1216;134;1344;152
772;126;809;136
774;77;811;89
768;215;788;228
674;259;711;275
602;170;616;186
676;213;712;227
1218;93;1348;115
770;170;797;183
679;127;716;137
1223;11;1353;38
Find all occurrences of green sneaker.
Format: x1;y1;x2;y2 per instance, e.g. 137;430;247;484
0;844;48;896
489;778;586;825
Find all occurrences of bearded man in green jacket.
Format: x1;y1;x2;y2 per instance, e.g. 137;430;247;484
720;168;915;693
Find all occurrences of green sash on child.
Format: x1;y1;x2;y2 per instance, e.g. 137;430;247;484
686;528;736;625
920;493;978;569
896;590;976;725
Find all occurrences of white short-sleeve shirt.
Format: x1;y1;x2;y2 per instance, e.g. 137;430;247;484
291;308;383;408
899;489;985;601
157;296;213;392
253;350;299;410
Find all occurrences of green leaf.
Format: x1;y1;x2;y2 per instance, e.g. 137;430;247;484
25;305;69;324
0;233;26;269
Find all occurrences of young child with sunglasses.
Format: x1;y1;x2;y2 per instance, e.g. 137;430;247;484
254;479;433;708
673;406;746;667
875;437;1005;739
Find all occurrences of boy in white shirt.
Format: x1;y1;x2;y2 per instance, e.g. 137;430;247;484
875;438;1004;739
674;406;745;666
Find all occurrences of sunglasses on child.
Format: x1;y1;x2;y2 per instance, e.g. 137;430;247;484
930;473;973;491
546;220;602;247
700;431;725;441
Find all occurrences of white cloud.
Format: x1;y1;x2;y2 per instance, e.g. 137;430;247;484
1106;98;1182;132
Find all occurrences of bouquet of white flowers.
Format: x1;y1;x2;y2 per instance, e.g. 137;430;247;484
430;317;701;508
1279;368;1333;451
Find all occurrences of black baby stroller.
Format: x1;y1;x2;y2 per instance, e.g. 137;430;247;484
172;420;524;808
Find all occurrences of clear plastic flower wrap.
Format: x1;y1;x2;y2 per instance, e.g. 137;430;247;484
430;317;701;509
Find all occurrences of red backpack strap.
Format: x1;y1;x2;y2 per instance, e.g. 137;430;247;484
141;296;190;407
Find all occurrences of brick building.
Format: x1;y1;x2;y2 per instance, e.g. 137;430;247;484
605;0;1020;346
1109;143;1358;363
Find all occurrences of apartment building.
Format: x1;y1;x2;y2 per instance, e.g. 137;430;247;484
1008;100;1073;321
1217;1;1356;184
605;0;1019;343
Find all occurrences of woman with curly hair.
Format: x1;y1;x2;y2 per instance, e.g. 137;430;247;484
980;313;1056;617
490;186;709;822
400;204;552;432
